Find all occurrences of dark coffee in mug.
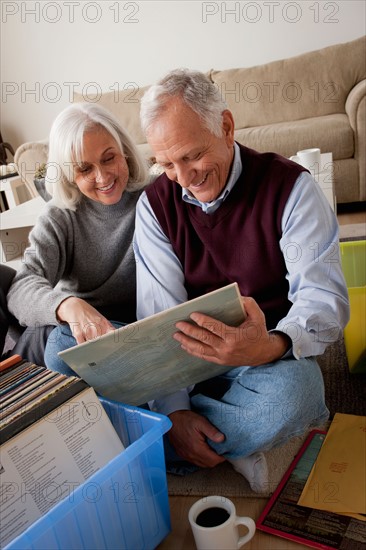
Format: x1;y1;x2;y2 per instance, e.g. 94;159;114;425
196;506;230;528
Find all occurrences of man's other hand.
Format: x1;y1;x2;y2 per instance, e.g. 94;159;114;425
168;410;226;468
174;296;291;366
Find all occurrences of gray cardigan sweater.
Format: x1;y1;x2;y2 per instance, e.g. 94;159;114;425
7;190;142;326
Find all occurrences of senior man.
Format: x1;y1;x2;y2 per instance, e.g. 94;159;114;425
133;69;349;492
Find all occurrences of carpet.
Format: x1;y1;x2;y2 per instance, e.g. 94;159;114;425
167;430;324;498
168;337;366;498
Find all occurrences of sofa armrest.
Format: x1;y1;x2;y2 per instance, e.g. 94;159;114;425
345;79;366;201
14;140;49;199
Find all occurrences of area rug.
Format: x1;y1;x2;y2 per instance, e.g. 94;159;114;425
168;337;366;498
167;430;322;498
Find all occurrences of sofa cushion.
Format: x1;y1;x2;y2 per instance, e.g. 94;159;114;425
73;84;149;145
210;37;366;129
234;113;354;160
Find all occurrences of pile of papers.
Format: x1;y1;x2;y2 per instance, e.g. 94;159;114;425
257;413;366;549
299;413;365;521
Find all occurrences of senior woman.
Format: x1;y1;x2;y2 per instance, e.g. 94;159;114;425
7;102;148;374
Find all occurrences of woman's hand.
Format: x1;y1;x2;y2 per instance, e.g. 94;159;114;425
56;297;115;344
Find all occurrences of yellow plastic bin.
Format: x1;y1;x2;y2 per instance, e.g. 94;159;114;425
340;240;366;373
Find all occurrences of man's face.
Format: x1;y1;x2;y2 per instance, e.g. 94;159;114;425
147;97;235;203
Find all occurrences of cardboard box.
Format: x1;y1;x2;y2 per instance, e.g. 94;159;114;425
4;399;172;550
340;240;366;373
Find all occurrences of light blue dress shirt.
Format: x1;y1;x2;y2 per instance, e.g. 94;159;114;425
133;143;350;415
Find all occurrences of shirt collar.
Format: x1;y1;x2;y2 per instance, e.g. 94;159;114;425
182;142;242;214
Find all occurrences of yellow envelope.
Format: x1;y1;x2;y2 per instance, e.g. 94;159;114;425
298;413;366;520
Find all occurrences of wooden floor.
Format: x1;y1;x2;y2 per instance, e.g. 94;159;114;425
157;204;365;549
158;496;311;549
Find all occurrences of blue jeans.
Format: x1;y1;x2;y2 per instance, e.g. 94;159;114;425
44;322;124;376
189;358;329;460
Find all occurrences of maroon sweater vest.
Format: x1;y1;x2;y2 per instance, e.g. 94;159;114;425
146;144;306;329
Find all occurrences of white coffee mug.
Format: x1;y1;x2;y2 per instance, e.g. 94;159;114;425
188;495;256;550
290;147;321;176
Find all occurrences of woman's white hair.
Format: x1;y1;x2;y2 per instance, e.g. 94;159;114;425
46;102;148;210
140;68;227;138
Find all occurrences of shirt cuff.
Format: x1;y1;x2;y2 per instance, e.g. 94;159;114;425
152;388;192;416
268;329;295;359
273;321;319;359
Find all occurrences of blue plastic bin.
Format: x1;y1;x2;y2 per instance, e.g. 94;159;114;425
4;399;172;550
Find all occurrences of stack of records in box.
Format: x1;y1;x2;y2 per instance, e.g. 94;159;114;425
0;355;126;548
0;354;88;444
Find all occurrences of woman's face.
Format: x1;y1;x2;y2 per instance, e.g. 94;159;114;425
73;127;129;205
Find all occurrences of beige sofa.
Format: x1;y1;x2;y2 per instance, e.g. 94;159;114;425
15;36;365;205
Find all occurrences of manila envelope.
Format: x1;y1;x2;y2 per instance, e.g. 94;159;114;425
298;413;366;520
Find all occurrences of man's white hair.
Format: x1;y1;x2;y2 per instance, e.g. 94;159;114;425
140;68;228;138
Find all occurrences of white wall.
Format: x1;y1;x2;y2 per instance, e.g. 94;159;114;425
1;0;365;150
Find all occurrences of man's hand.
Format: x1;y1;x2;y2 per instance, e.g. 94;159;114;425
174;296;291;367
168;410;226;468
56;297;115;344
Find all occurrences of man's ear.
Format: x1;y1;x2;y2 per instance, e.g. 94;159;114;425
222;110;235;145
